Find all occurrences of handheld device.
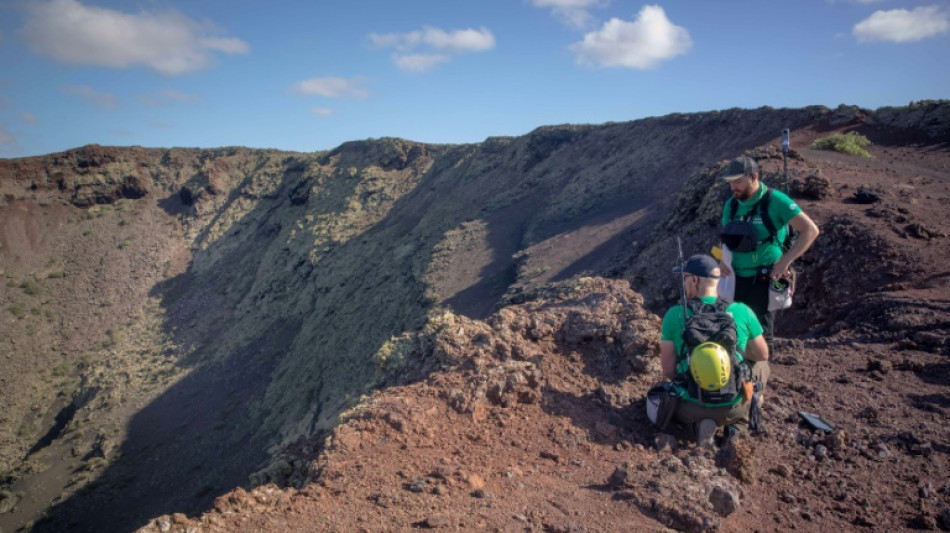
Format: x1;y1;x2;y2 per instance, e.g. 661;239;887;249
798;411;834;432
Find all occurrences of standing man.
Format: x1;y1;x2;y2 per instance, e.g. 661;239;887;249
719;156;819;347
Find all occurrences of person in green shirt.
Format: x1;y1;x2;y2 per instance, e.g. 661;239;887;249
720;156;819;347
659;254;770;446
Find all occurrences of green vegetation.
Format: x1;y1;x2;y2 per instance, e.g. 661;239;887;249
52;362;69;377
82;229;94;236
811;131;872;157
47;270;65;279
20;278;42;295
8;302;26;319
92;328;122;351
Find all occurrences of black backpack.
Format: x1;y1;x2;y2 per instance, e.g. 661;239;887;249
676;298;748;406
721;189;795;253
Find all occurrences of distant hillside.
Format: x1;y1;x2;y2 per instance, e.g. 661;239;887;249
1;101;948;532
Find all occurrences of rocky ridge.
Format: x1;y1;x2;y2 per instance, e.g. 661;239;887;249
0;102;948;531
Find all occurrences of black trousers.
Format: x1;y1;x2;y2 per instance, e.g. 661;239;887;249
734;266;773;347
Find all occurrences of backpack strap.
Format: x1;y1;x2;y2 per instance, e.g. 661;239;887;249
685;297;731;319
679;299;702;360
758;190;779;244
684;298;719;320
712;297;731;314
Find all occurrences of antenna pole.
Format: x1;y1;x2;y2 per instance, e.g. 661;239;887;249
676;237;688;318
782;128;790;194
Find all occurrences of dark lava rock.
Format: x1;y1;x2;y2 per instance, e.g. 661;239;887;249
709;485;740;517
853;187;880;204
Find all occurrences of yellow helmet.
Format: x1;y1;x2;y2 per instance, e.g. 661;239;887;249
689;342;731;391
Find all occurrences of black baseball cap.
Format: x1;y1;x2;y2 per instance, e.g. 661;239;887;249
672;254;721;278
722;156;759;181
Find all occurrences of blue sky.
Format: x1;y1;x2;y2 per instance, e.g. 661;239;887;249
0;0;947;158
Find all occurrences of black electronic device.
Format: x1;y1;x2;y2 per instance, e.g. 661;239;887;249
798;411;834;432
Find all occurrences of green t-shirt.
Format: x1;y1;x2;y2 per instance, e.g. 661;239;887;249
721;184;802;277
660;296;764;374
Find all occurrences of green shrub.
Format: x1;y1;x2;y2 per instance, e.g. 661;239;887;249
8;303;26;319
20;279;42;295
811;132;872;157
47;271;65;279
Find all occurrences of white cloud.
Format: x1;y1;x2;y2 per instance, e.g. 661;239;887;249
370;26;495;72
290;77;370;99
570;5;691;69
199;37;250;54
370;26;495;53
21;0;249;76
393;53;452;73
141;89;199;107
532;0;603;29
421;27;495;52
309;107;334;117
21;113;38;124
853;6;950;43
61;84;117;109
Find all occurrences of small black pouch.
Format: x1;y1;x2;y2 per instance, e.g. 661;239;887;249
720;221;758;252
647;383;680;431
655;387;679;431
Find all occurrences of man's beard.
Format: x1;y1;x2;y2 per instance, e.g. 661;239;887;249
733;186;754;201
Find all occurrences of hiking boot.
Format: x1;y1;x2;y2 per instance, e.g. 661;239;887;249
749;392;766;433
722;425;740;449
695;419;717;448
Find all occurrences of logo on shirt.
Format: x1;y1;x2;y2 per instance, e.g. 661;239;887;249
789;203;799;211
